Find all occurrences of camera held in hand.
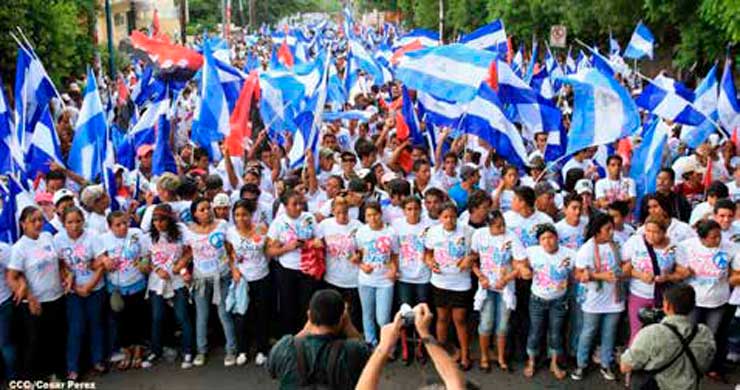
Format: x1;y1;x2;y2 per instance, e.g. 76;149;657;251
638;307;665;326
399;303;415;328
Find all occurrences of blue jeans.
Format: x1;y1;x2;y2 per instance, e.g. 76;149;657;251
567;290;583;358
151;288;193;356
577;312;621;369
0;299;16;379
358;285;394;346
66;289;105;373
526;294;568;358
194;277;237;355
397;282;430;307
478;290;510;336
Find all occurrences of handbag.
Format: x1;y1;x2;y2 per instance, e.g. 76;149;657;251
300;245;326;281
110;289;125;313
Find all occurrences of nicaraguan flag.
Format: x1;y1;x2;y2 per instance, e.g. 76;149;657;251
681;65;719;148
624;22;655;60
635;81;706;126
192;40;230;160
25;106;64;178
417;92;464;129
395;44;497;103
13;47;58;156
393;29;439;49
0;77;18;174
152;98;177;176
463;82;529;168
629;116;668;220
718;58;740;133
68;68;107;182
557;68;640;155
459;20;507;55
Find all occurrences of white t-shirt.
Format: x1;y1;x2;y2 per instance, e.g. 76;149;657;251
504;210;554;248
555;217;588;250
621;235;677;300
527;245;575;300
394;218;432;284
316;218;362;288
227;226;269;282
96;229;150;290
722;222;740;246
594;177;636;203
432;169;459;191
354;225;399;288
140;201;192;232
727;181;740;202
266;212;317;270
147;230;186;291
498;190;515;212
382;204;404;224
86;212;109;235
183;220;231;279
424;224;473;291
471;229;525;295
0;243;13;304
677;238;738;308
9;233;64;303
613;224;635;247
575;239;625;314
561;158;591;181
54;230;104;292
689;202;713;226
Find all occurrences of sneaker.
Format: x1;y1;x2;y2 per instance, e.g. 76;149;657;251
224;354;237;367
600;366;616;381
255;352;268;366
141;353;159;369
181;354;193;369
193;354;206;367
571;367;584;381
236;353;248;366
109;350;126;363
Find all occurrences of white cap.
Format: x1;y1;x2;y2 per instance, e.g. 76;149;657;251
53;188;76;205
575;179;593;195
213;193;230;208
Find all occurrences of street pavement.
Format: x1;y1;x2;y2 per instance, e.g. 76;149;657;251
93;348;739;389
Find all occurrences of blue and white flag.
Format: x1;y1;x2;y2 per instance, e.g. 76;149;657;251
575;50;590;72
68;68;107;182
609;33;621;56
630;116;668;220
13;47;59;155
635;81;706;126
497;60;562;140
623;22;655;60
718;58;740;133
545;46;564;93
192;40;230;160
0;175;34;243
459;20;507;55
463;82;529;168
131;66;166;106
393;29;439;49
259;73;299;137
417;92;465;129
681;65;719;148
322;110;372;122
653;73;695;102
395;44;497;103
557;68;640;155
524;40;538;84
0;77;17;174
102;115;120;212
511;45;524;77
152;98;177;176
565;48;576;75
348;40;384;85
25;106;63;178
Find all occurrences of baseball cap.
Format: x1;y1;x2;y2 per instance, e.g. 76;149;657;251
157;173;181;192
213;193;230;208
319;148;335;159
137;144;154;158
53;188;75;205
460;164;479;180
575;179;593;195
80;185;105;207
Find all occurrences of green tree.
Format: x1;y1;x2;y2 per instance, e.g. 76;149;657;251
412;0;439;31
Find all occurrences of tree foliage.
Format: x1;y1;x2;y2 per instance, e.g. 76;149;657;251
366;0;739;71
0;0;96;88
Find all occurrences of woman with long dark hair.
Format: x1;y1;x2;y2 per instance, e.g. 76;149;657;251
8;206;66;379
144;204;194;369
571;213;626;382
54;206;105;379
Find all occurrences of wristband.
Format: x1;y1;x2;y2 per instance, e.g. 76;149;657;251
420;336;440;347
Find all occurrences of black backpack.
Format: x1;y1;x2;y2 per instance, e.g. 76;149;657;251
294;338;348;390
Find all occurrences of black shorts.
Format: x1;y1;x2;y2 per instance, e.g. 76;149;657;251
432;286;471;309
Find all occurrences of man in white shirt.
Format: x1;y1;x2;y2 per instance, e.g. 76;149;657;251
594;155;636;211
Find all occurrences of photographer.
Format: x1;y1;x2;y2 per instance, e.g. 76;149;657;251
267;289;371;389
356;303;465;390
620;285;716;390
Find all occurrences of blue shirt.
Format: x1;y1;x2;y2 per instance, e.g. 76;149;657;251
448;183;473;213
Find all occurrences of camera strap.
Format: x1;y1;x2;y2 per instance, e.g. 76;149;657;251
643;237;664;303
651;323;701;378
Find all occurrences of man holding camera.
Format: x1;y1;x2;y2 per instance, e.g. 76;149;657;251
268;289;371;389
620;285;716;390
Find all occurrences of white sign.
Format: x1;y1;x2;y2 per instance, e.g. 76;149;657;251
550;25;567;48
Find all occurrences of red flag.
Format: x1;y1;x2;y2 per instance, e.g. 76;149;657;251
116;75;129;106
129;31;202;78
152;9;160;37
278;39;294;68
227;71;261;156
506;36;514;64
488;60;499;91
732;127;739;150
703;157;713;189
391;40;425;65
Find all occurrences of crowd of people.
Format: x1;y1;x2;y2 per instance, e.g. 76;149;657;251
1;18;740;390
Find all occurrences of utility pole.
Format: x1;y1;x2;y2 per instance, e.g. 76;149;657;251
248;0;255;30
179;0;188;44
104;0;115;78
438;0;444;44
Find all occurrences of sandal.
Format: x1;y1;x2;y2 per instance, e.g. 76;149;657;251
117;353;132;371
550;360;566;380
523;359;535;378
458;360;472;372
479;359;491;373
498;361;511;372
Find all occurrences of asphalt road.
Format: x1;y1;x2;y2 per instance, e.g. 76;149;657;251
92;348;739;390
